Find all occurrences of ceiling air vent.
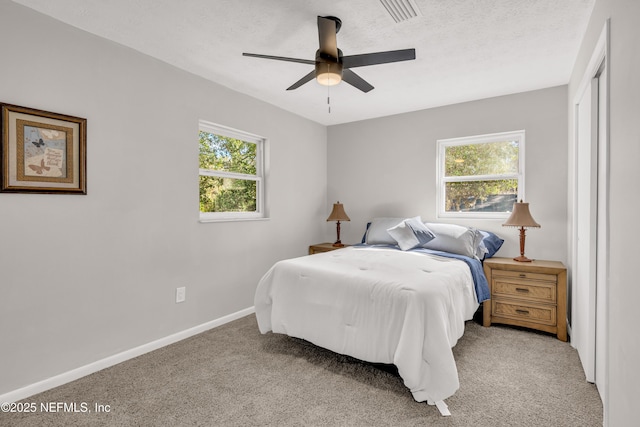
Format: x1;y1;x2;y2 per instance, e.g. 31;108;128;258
379;0;422;23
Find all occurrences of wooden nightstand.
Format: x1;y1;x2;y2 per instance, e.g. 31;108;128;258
308;243;348;255
483;257;567;341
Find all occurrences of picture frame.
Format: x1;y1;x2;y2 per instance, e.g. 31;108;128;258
1;103;86;194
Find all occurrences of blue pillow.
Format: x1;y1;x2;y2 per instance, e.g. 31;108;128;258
361;222;371;244
479;230;504;259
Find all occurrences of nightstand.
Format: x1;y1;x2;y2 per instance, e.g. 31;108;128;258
308;243;349;255
483;257;567;341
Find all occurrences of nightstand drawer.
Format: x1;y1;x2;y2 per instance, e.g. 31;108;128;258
492;300;557;326
492;280;556;304
493;269;557;283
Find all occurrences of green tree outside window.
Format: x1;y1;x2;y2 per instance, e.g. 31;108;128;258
438;131;524;217
440;136;522;215
199;131;258;213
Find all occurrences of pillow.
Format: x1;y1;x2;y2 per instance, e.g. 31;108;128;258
422;222;484;259
364;217;405;245
406;217;436;246
479;230;504;259
387;216;435;251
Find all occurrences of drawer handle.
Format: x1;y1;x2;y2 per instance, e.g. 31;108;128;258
515;309;530;315
515;288;530;293
519;273;526;278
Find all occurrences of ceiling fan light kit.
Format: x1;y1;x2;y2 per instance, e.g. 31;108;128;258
243;16;416;93
316;61;343;86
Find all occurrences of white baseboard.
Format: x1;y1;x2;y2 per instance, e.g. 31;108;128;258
0;306;255;404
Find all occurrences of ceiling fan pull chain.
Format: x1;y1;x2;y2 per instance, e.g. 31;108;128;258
327;64;331;113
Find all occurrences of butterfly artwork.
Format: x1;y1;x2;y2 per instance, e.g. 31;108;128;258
2;103;87;194
27;128;45;148
28;159;51;175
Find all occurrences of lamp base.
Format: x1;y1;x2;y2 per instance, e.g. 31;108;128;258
513;255;533;262
332;220;345;248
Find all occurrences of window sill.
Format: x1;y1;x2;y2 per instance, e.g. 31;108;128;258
198;217;270;224
437;211;511;220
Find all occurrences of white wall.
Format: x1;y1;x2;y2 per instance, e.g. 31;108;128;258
0;1;327;395
327;86;568;263
568;0;640;424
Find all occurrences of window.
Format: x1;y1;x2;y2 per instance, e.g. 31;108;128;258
198;121;265;221
437;130;524;218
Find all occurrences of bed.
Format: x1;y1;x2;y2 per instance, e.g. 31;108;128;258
254;218;501;415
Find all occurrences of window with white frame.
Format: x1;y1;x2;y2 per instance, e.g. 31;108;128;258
198;121;265;221
437;130;524;218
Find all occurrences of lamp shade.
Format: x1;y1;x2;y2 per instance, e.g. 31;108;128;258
503;201;540;228
326;202;350;222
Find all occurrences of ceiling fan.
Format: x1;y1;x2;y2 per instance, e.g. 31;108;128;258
243;16;416;93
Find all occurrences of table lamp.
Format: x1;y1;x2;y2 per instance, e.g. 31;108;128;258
502;200;540;262
326;202;350;247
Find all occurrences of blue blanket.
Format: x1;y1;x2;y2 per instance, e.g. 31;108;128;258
354;244;490;303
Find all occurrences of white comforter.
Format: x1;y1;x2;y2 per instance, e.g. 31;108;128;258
254;246;479;403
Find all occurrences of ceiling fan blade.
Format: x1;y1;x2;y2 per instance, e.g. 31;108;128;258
342;69;374;93
243;53;314;65
341;48;416;69
317;16;338;59
286;70;317;91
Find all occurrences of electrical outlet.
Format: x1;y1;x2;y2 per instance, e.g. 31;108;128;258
176;287;186;303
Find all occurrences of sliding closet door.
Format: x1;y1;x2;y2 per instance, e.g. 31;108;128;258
572;21;609;413
595;65;608;402
573;78;598;383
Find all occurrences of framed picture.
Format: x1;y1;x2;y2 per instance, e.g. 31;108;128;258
1;103;86;194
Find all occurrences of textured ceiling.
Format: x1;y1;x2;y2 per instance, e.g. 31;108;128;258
12;0;595;126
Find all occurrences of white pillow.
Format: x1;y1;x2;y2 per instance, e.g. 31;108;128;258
387;217;436;251
364;217;405;245
422;222;483;259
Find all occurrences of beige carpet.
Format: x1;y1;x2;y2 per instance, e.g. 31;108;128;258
3;314;602;426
